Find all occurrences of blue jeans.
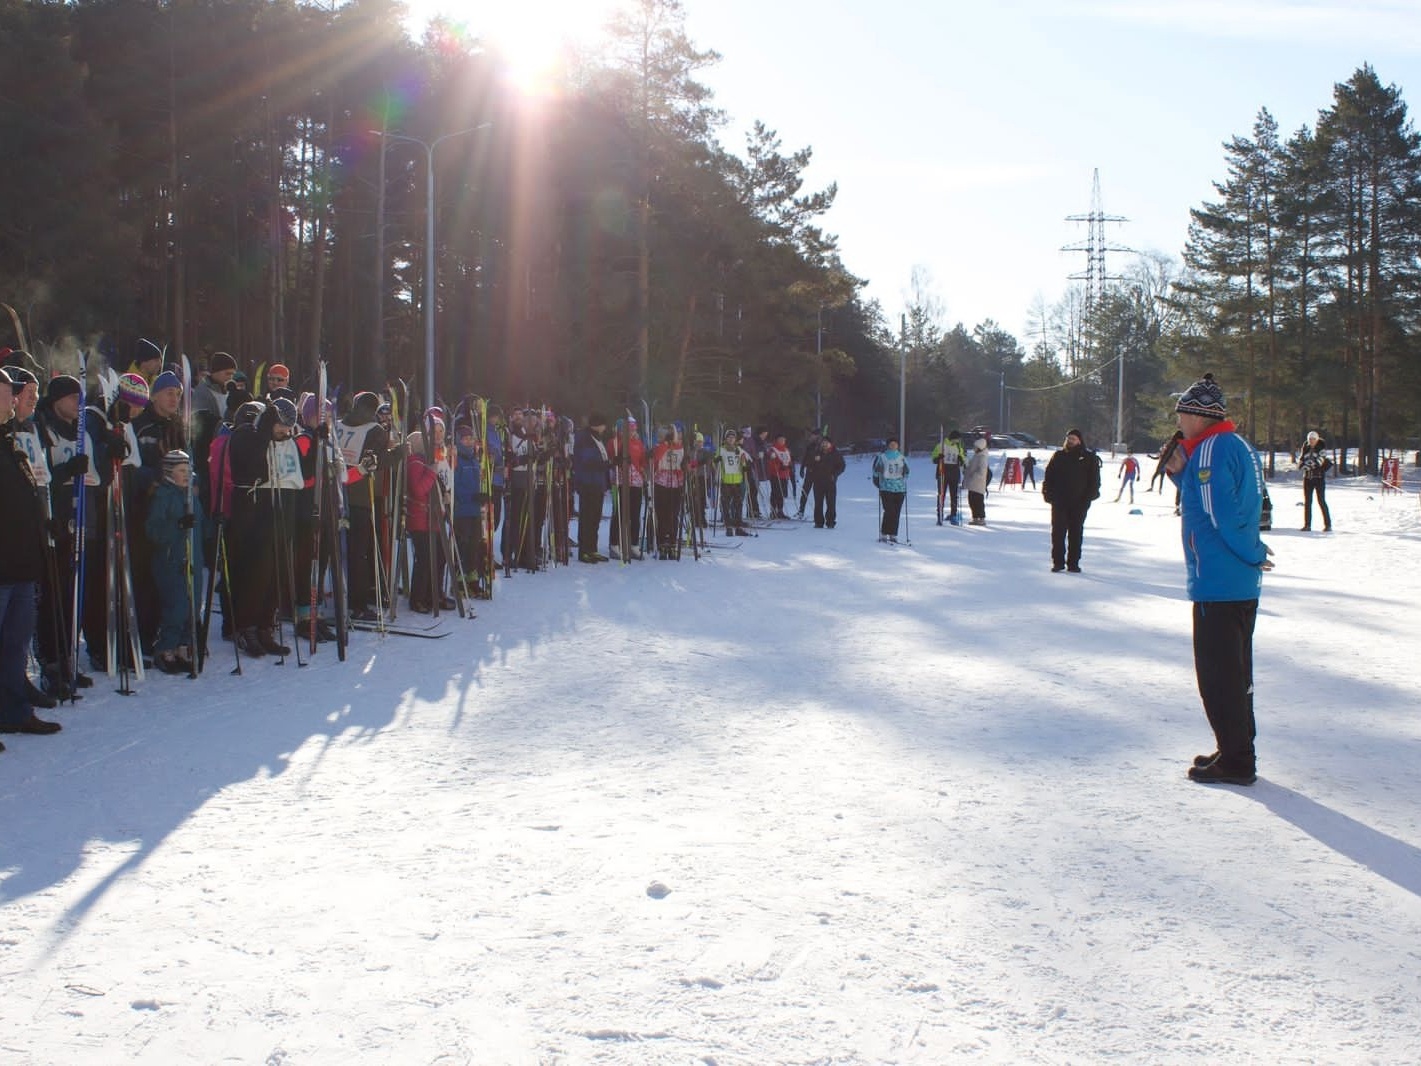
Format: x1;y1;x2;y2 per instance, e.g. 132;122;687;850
0;582;37;728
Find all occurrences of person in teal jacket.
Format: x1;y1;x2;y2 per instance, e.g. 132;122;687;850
872;438;910;542
144;450;204;674
1166;373;1271;786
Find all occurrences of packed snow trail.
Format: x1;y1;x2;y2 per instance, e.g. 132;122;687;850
3;456;1420;1064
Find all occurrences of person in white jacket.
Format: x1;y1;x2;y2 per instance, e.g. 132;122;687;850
964;437;990;525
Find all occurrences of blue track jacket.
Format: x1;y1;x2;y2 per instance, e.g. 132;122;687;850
1169;420;1267;602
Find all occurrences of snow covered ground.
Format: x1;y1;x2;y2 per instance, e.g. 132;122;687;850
3;451;1420;1065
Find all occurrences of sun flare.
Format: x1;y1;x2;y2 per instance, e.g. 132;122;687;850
405;0;618;92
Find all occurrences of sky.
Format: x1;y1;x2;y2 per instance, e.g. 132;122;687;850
411;0;1421;344
5;458;1421;1061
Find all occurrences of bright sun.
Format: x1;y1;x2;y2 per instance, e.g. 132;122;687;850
405;0;618;92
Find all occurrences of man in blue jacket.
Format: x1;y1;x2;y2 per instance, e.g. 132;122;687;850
1166;373;1270;786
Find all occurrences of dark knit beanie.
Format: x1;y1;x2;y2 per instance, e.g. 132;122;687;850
46;375;83;404
1176;373;1227;419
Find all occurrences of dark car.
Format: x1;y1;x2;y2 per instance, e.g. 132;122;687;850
1004;432;1045;447
851;438;888;456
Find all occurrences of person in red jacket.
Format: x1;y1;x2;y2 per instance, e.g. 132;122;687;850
765;432;794;519
404;431;451;613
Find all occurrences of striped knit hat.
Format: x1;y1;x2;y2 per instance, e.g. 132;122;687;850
117;373;150;409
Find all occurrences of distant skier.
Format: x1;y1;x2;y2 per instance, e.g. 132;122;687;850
932;430;966;520
1115;454;1140;503
872;437;909;542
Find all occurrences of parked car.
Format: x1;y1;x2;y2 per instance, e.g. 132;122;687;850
989;435;1020;449
1003;432;1045;447
850;438;888;456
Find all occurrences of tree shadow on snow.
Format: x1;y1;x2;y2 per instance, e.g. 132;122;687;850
0;646;415;955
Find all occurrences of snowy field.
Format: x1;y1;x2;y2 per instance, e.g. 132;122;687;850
3;451;1421;1065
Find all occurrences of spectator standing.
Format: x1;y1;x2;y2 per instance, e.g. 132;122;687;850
805;436;846;529
1165;373;1269;787
1298;431;1332;532
963;437;990;525
1042;428;1101;572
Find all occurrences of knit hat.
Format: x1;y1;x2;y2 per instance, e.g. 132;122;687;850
151;370;182;395
270;396;298;427
234;400;266;428
162;449;191;480
266;363;290;380
1306;430;1321;444
350;391;379;414
974;437;988;451
5;365;37;387
1066;427;1084;442
117;373;150;408
1175;373;1226;419
46;375;83;404
209;351;237;374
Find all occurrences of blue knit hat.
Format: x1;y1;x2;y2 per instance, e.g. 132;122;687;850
151;370;182;395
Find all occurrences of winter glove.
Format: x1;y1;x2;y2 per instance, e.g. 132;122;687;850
178;513;196;530
57;453;91;479
314;422;330;441
107;431;131;459
358;453;380;475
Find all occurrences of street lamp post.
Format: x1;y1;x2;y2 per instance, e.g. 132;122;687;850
374;123;491;411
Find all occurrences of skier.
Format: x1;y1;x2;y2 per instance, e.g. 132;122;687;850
572;413;611;563
931;430;966;521
227;400;291;657
715;429;754;535
765;432;794;519
0;365;62;737
873;437;909;542
1021;451;1037;490
650;425;686;557
452;417;492;594
404;431;451;613
144;450;203;674
31;374;105;698
336;391;398;621
1115;454;1140;503
607;416;647;559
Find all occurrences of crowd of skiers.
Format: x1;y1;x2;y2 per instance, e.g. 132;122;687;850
0;350;871;742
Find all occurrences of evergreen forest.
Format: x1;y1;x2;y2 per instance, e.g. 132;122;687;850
1;0;1418;469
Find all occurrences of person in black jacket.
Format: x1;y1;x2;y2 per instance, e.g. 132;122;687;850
0;367;62;738
1297;430;1332;532
572;414;610;563
1042;427;1101;573
806;436;846;529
